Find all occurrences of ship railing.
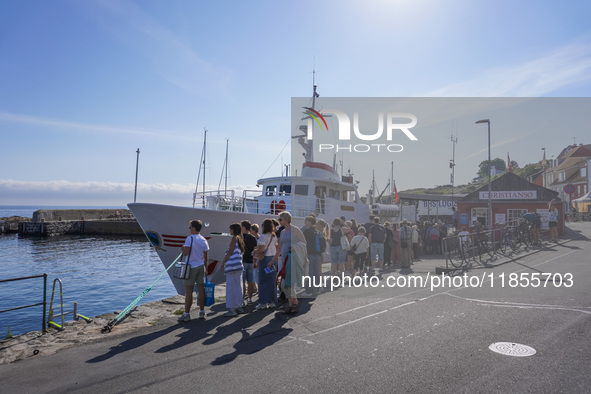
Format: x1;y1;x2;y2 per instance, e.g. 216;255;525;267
194;190;243;211
247;190;321;217
241;189;263;213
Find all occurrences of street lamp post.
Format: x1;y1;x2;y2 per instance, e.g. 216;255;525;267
476;119;492;232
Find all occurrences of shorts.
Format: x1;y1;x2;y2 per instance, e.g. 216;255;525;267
243;262;255;282
330;246;347;264
183;265;205;286
549;221;558;228
370;243;384;262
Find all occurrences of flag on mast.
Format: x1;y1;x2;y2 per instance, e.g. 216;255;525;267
393;180;399;203
507;152;513;172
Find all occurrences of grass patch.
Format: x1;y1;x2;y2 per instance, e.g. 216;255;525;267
173;309;185;316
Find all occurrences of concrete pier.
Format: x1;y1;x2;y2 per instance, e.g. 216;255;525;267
17;209;143;236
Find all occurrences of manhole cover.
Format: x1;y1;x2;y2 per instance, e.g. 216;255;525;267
489;342;536;357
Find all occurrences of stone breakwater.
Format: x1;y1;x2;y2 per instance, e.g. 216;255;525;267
16;209;143;236
0;216;30;233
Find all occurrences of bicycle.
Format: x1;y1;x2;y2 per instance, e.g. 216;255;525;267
446;236;467;269
474;230;495;262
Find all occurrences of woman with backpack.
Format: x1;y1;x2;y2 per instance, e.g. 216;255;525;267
350;226;370;276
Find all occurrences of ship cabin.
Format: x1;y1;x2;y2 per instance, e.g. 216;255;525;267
197;161;370;221
251;161;369;220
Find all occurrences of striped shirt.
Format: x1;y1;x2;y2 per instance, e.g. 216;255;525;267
225;241;244;273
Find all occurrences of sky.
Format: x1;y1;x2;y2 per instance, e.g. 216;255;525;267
1;0;591;206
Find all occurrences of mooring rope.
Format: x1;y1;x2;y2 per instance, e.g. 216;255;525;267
101;253;183;333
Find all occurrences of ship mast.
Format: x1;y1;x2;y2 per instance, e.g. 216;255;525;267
294;71;321;163
217;138;229;198
193;128;207;208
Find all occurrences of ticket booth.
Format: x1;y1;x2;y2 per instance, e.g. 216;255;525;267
457;172;563;235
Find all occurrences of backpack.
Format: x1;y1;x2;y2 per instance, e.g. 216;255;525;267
371;225;386;243
315;233;327;253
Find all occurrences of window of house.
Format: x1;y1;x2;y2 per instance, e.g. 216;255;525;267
508;209;528;225
581;167;587;178
558;171;565;182
546;174;553;185
471;207;489;227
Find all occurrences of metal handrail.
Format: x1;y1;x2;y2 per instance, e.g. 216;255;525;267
0;274;47;334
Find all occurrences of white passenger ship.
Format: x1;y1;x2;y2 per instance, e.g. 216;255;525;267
129;85;386;294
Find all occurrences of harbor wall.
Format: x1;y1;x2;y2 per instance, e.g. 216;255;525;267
16;209;143;236
18;220;143;236
32;209;134;222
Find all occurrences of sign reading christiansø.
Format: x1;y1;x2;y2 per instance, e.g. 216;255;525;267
479;191;537;200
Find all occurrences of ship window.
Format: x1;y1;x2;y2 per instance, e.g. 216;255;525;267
265;185;277;196
279;184;291;195
294;185;309;196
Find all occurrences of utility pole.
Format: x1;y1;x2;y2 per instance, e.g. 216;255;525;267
450;133;458;197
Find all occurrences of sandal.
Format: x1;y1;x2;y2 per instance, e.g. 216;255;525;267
281;305;292;314
285;303;299;314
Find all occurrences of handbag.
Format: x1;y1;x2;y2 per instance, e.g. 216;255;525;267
253;235;272;261
340;231;351;251
204;279;215;306
350;238;357;253
174;236;192;280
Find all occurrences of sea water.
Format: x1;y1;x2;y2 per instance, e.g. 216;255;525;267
0;206;176;337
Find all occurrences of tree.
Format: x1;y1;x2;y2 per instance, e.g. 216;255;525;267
515;161;543;179
478;158;506;178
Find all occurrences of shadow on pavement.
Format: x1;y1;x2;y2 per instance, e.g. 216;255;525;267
87;324;184;363
86;299;311;365
208;314;293;365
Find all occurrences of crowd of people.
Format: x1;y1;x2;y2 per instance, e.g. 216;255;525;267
176;212;463;322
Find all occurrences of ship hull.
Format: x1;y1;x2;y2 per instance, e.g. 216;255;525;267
128;202;304;295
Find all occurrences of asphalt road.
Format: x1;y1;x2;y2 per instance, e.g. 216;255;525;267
2;223;590;393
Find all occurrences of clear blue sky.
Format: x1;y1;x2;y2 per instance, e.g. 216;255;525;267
1;0;591;205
